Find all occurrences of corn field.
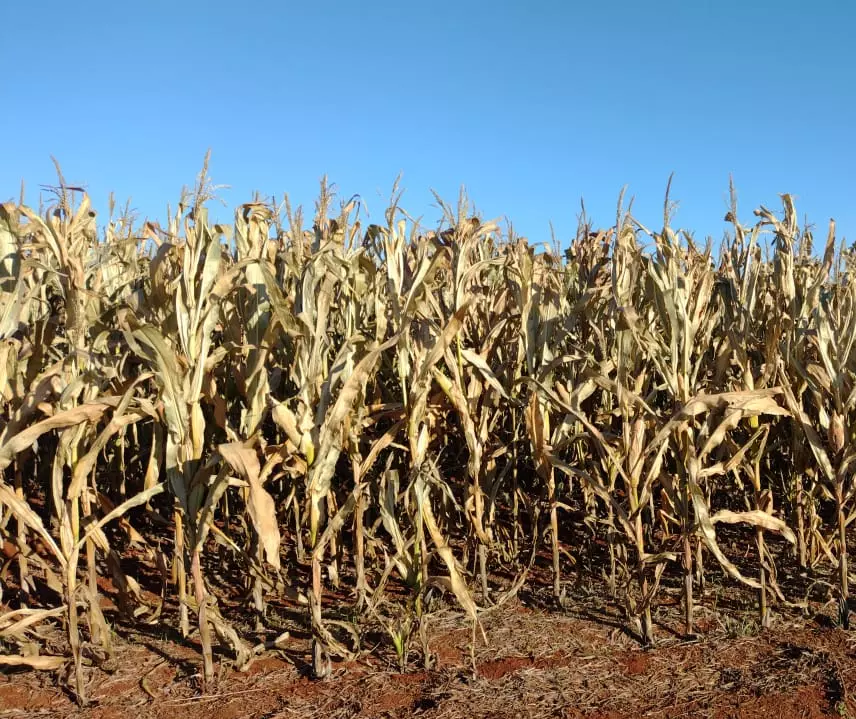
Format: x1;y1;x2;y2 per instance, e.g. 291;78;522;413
1;160;855;703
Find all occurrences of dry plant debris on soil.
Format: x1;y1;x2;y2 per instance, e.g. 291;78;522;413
2;601;856;719
3;159;856;716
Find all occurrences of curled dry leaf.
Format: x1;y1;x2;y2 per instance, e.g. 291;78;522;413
219;442;281;570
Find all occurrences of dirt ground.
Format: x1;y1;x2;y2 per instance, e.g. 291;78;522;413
4;590;856;719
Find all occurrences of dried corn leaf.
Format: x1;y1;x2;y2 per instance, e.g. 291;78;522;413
219;442;281;570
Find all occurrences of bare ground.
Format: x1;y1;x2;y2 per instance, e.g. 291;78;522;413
4;591;856;719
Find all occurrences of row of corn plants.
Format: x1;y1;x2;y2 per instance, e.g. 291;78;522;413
0;162;853;702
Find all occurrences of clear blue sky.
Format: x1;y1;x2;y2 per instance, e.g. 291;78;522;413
2;0;853;246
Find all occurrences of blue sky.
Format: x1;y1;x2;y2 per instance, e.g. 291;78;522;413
2;0;853;247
